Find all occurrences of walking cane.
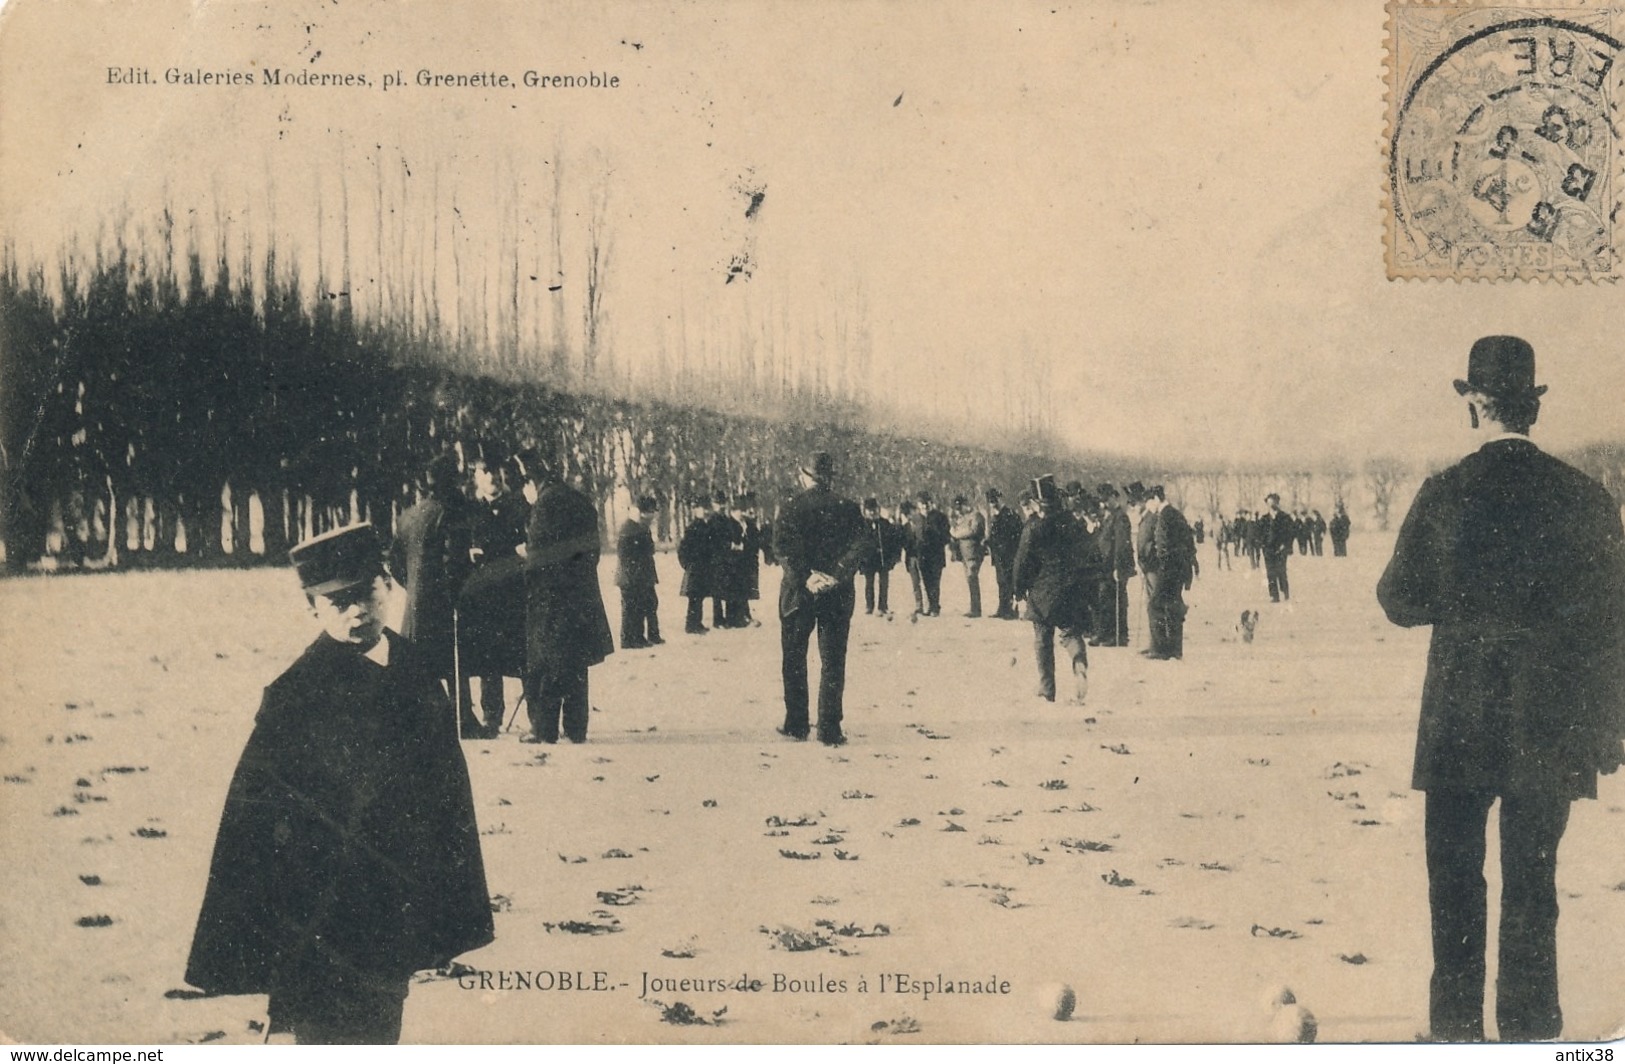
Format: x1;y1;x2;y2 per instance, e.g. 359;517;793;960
452;607;463;740
506;686;528;733
1115;573;1122;647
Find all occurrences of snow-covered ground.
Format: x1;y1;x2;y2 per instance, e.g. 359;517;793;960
3;533;1622;1044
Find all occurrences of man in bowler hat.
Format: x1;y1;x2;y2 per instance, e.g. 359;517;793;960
186;524;492;1043
1379;336;1625;1042
773;451;868;745
1014;475;1092;703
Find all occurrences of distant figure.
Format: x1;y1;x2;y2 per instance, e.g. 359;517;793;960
615;495;662;649
1214;515;1233;571
186;524;492;1044
1141;484;1195;659
390;453;478;736
857;496;901;616
913;491;950;616
984;488;1024;620
1097;483;1136;646
773;451;868;746
1310;509;1327;556
949;493;987;617
733;491;769;627
518;451;614;744
1378;336;1625;1043
457;451;530;738
1329;504;1351;557
708;489;738;629
1261;493;1295;603
1015;475;1094;703
677;494;717;635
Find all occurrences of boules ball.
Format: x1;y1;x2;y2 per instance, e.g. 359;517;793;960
1270;1003;1317;1044
1039;982;1076;1021
1260;984;1297;1015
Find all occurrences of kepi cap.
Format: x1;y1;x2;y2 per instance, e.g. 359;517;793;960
291;523;385;596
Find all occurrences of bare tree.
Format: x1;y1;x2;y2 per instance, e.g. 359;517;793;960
1364;455;1410;531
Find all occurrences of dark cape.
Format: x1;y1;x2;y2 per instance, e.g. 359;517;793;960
185;632;493;1001
524;481;615;677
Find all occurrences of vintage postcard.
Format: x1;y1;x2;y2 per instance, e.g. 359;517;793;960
2;0;1623;1049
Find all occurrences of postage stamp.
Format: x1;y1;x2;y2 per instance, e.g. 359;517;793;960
1386;1;1624;281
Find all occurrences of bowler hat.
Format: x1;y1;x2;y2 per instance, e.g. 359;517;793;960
1124;481;1146;503
1097;482;1119;499
985;488;1002;503
1063;480;1085;497
1454;336;1547;399
290;523;385;596
636;495;659;514
862;497;879;511
916;490;933;505
801;451;836;482
951;494;968;508
1032;474;1062;507
713;488;730;506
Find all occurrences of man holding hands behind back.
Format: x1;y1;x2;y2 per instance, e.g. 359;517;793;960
773;451;868;747
1378;336;1625;1043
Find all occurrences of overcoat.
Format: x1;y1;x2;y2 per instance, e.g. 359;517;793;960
525;482;615;677
390;494;473;676
677;514;716;598
1013;510;1094;631
773;485;868;619
986;505;1025;566
614;517;658;591
458;491;530;678
1377;438;1625;799
186;632;494;1001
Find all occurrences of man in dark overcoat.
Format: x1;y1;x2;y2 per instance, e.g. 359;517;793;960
914;491;950;616
1329;504;1351;556
984;488;1024;620
615;494;661;648
1014;475;1092;703
390;453;477;736
774;451;868;746
1261;492;1295;602
519;452;614;744
736;491;769;626
1145;485;1195;659
1096;482;1137;646
1378;336;1625;1043
857;496;901;616
457;451;530;737
186;524;493;1043
677;494;717;634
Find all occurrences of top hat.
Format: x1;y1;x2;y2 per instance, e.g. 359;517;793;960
1454;336;1547;399
290;523;385;596
801;451;836;482
1124;480;1146;503
1032;474;1062;508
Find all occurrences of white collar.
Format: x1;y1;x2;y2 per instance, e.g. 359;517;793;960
1485;431;1532;445
364;634;391;667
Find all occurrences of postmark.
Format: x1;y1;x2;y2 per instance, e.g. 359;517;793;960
1386;2;1625;280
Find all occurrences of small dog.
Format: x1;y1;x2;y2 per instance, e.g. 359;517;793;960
1237;609;1260;644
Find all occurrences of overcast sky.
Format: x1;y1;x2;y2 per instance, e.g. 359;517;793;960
2;0;1620;468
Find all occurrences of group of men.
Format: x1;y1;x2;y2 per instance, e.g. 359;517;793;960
675;490;772;634
179;336;1624;1046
